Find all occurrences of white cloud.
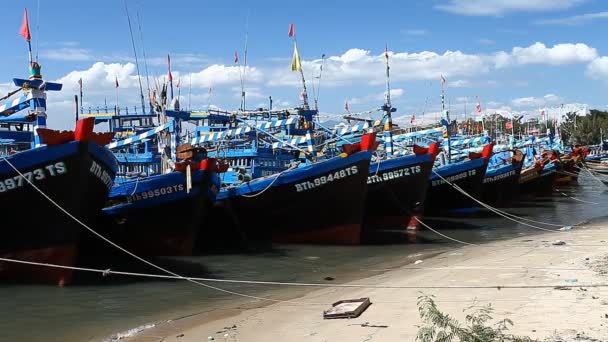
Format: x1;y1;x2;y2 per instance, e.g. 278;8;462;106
190;64;262;88
147;53;209;67
494;42;597;68
586;56;608;80
268;48;488;87
349;88;405;105
55;62;139;96
402;29;429;36
449;80;471;88
436;0;586;16
511;93;563;107
269;42;596;88
537;11;608;25
42;48;95;61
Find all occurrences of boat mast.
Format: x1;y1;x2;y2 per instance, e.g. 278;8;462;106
441;74;451;162
289;24;309;110
136;9;153;115
382;44;393;156
123;0;146;114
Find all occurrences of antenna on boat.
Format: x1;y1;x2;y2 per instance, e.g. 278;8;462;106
311;54;325;112
188;73;192;111
238;11;250;112
35;0;40;62
440;73;452;162
288;23;309;110
136;9;153;115
123;0;146;114
382;43;394;156
167;54;174;102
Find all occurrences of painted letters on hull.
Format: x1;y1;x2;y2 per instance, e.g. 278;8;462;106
0;141;117;285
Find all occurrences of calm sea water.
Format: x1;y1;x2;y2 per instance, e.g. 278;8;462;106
0;174;606;342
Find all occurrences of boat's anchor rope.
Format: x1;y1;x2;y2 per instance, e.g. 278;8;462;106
432;169;563;232
0;155;325;305
554;188;598;205
239;162;299;198
2;256;608;290
575;164;608;187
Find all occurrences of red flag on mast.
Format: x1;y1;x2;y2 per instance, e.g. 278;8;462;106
288;23;295;37
167;54;173;82
19;8;31;41
234;50;239;63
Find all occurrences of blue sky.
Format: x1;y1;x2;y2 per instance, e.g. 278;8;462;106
1;0;607;128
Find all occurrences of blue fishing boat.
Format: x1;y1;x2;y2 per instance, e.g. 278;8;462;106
215;142;374;244
0;61;117;285
420;105;494;215
424;145;493;215
482;148;524;206
80;89;223;256
101;145;221;256
518;142;558;194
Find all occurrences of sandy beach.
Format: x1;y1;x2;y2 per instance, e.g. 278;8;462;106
126;219;608;341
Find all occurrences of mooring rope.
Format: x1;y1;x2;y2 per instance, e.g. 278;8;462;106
1;257;606;290
554;189;599;205
576;164;608;187
413;217;478;246
431;169;560;233
239;163;298;198
0;156;325;305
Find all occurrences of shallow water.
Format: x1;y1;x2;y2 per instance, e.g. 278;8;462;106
0;174;606;342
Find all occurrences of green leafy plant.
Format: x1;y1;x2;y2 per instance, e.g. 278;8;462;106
415;294;537;342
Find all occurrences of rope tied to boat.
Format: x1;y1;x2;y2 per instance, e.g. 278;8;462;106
3;256;608;291
431;169;563;232
239;162;300;198
0;155;326;305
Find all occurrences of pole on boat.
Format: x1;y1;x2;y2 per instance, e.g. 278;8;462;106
440;74;451;162
382;43;394;156
167;54;174;102
19;8;33;65
115;75;120;115
289;23;309;110
123;0;146;114
74;95;79;124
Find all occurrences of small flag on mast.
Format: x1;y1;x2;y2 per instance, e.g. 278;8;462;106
410;114;415;124
234;50;239;63
78;78;82;89
440;74;446;87
115;76;119;88
19;8;31;42
291;43;302;71
288;23;295;37
344;100;349;112
167;54;173;82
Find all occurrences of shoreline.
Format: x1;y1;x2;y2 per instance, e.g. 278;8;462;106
123;216;608;341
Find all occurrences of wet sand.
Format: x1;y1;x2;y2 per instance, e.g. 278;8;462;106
128;219;608;341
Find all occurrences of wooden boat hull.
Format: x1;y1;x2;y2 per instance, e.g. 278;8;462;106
424;157;489;215
211;150;372;245
0;141;117;285
520;163;557;194
363;152;434;231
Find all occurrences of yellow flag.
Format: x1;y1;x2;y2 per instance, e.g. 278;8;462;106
291;43;301;72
